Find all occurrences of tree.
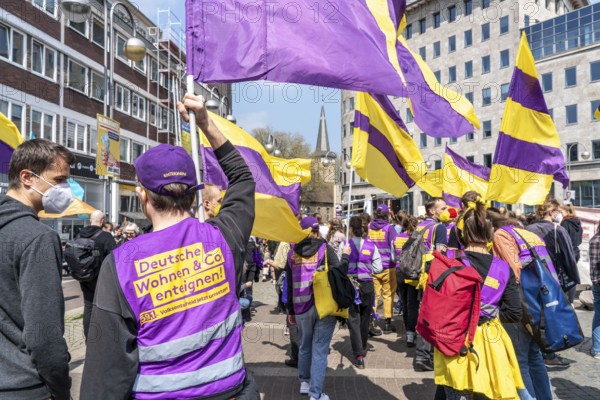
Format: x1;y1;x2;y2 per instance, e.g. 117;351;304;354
251;127;311;159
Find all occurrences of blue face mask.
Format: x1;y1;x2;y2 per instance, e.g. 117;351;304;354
30;172;73;214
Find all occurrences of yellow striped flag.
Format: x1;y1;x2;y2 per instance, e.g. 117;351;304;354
419;169;444;198
486;33;568;205
595;104;600;120
196;113;311;243
1;112;24;169
442;147;490;207
352;92;427;197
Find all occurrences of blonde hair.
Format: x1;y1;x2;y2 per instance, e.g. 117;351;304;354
560;204;576;218
536;197;560;219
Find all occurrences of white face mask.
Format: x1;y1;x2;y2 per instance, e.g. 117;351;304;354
554;212;564;224
30;172;73;214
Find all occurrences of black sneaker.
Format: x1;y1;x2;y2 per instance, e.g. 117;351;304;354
354;357;365;369
285;359;298;368
368;326;383;337
414;359;434;372
406;338;416;348
383;320;397;334
544;355;570;367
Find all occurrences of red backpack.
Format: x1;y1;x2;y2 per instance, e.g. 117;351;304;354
416;251;483;357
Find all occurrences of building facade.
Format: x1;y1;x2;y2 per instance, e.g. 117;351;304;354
340;0;598;215
0;0;231;240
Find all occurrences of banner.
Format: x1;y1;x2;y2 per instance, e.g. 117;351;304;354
181;123;193;156
96;114;120;177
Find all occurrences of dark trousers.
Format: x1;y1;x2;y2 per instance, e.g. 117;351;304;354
414;289;433;363
398;280;419;333
287;314;300;361
347;281;375;358
79;279;97;339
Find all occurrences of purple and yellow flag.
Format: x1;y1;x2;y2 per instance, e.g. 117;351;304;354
486;33;568;205
196;113;311;243
442;146;490;208
595;104;600;120
187;0;479;137
0;112;24;171
352;92;427;197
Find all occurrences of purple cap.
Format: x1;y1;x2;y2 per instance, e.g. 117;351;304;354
377;204;389;213
134;144;203;196
300;216;319;232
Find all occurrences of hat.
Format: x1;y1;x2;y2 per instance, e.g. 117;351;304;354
134;144;203;197
448;208;458;219
376;204;389;213
300;216;319;232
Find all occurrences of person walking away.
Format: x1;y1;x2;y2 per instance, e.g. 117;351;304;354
75;209;117;339
0;139;73;399
80;94;259;399
286;216;342;400
341;216;382;369
395;213;419;347
560;204;583;262
435;200;524;400
326;218;346;254
590;224;600;360
368;204;398;334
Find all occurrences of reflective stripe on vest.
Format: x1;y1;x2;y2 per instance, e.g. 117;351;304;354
394;233;409;264
348;238;376;281
368;224;393;269
113;218;245;399
288;243;326;315
501;226;559;281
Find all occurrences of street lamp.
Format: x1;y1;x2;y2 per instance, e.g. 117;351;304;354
204;87;220;113
425;154;443;170
564;143;591;190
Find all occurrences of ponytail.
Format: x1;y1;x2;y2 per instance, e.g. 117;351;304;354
457;197;493;247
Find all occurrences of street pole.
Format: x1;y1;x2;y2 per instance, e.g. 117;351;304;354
187;75;205;222
345;167;354;240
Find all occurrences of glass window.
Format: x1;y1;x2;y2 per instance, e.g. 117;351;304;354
566;104;578;125
120;138;130;162
349;97;355;110
159;106;168;129
30;110;42;139
466;155;475;162
483;154;492;168
464;0;473;16
12;30;25;66
565;67;576;87
465;91;474;103
464;29;472;47
0;99;7;116
68;60;87;94
482;0;490;8
501;83;509;102
0;24;8;59
434;159;442;170
69;19;87;37
150;102;157;126
115;85;130;114
450;137;458;144
591;100;600;121
465;61;473;78
591;61;600;82
134;56;146;74
419;46;426;61
30;110;54;140
448;6;456;23
567;143;578;162
151;59;159;82
548;108;554;120
44;113;54;141
466;132;474;141
405;24;413;39
132;142;144;161
481;23;490;41
10;104;23;134
116;34;127;61
593;140;600;159
44;46;56;80
482;55;490;74
500;16;509;35
32;0;57;17
500;49;510;68
448;66;456;83
483;120;492;137
31;41;43;74
435;137;442;146
434;41;441;57
434;70;441;81
92;19;105;47
406;108;414;123
90;71;105;101
448;36;456;52
420;133;427;148
542;72;553;92
434;12;441;28
482;87;492;106
132;93;146;120
90;127;97;155
419;18;426;34
66;121;86;152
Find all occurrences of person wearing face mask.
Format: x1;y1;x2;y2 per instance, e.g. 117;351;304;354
80;94;259;399
201;183;223;219
0;139;73;400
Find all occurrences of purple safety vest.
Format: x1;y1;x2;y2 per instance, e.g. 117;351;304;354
348;238;376;282
501;225;559;281
394;233;409;268
113;218;245;399
288;243;327;315
462;254;510;320
368;223;394;269
417;220;439;251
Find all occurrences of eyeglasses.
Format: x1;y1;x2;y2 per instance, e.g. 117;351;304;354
125;232;135;236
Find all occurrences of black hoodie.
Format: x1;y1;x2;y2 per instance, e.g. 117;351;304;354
561;217;583;261
0;195;71;400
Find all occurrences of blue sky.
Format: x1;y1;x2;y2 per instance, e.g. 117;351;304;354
137;1;342;154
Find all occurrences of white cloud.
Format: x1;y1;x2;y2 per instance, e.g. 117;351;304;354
237;112;269;133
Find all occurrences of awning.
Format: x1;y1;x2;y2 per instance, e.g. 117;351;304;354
120;211;147;222
119;183;137;192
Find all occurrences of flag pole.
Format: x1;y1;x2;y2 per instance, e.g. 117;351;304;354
187;75;205;222
345;166;354;240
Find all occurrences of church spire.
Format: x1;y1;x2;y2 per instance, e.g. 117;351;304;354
315;105;331;157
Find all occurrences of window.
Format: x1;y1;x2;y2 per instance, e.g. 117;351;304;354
466;155;475;162
571;180;600;208
501;83;509;102
482;0;490;8
434;41;441;57
134;56;146;74
499;16;509;35
464;0;472;16
434;70;441;81
465;61;473;78
567;143;578;162
66;121;86;152
435;137;442;146
482;55;490;74
466;132;474;141
434;12;441;28
591;61;600;82
132;142;145;161
0;25;7;59
150;102;157;126
593;140;600;159
30;110;55;141
419;18;426;34
548;108;554;120
419;46;426;61
565;104;578;125
115;85;131;114
448;6;456;22
0;25;26;66
116;34;127;62
406;108;414;123
151;59;159;82
500;49;509;68
90;71;105;101
420;133;427;148
450;137;458;144
565;67;577;88
483;120;492;138
483;154;492;168
32;0;57;17
68;19;88;37
132;93;146;120
524;15;530;27
541;73;553;92
405;24;413;39
464;29;472;47
31;41;56;80
159;106;169;130
120;138;130;162
349;97;355;110
465;92;474;103
592;100;600;121
68;59;88;94
448;36;456;53
2;101;24;134
481;23;490;41
448;66;456;83
482;87;492;106
92;19;105;47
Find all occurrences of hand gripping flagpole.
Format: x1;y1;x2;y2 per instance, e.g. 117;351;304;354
187;75;205;222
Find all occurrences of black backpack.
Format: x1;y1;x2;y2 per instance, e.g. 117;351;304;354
399;222;437;280
328;264;355;309
64;230;103;282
